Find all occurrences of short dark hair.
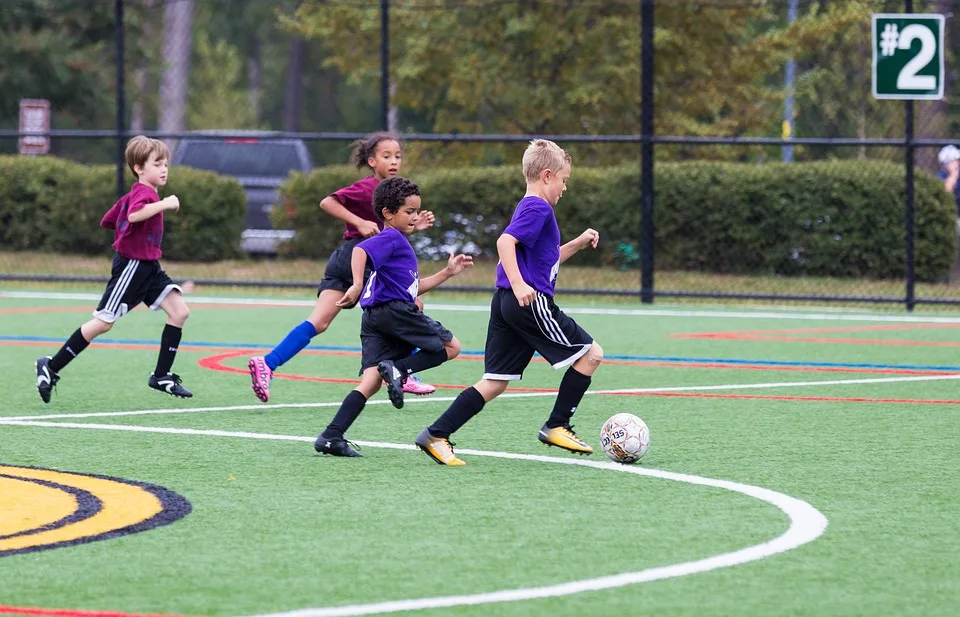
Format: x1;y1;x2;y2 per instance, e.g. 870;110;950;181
373;177;420;221
350;131;402;169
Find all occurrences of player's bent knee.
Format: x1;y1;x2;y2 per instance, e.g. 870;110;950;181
446;338;461;359
587;341;604;365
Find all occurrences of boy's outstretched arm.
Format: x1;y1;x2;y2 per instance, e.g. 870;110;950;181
128;196;179;223
418;252;474;295
336;247;370;308
497;234;536;307
320;196;380;238
560;228;600;264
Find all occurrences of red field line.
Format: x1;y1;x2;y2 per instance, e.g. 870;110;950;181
674;322;960;347
0;606;192;617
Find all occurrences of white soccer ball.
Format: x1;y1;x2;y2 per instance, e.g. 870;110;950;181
599;413;650;464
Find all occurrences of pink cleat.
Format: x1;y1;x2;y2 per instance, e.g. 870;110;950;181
248;356;273;402
402;375;436;396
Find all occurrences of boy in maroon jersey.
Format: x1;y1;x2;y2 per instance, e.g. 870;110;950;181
35;136;193;403
247;132;439;402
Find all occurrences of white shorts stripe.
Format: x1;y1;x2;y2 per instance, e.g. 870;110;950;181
531;294;561;345
105;259;139;315
535;293;570;346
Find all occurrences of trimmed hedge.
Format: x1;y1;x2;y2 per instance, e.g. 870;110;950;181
275;160;957;282
0;155;246;262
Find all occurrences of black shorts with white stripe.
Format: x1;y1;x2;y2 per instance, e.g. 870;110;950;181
93;254;181;323
481;288;594;381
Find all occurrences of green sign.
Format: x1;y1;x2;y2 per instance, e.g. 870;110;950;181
872;13;944;100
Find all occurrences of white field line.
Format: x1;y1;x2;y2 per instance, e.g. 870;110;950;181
4;289;960;322
3;373;960;424
0;419;829;616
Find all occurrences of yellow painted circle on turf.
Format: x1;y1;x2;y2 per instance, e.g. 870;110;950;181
0;465;189;556
0;476;77;537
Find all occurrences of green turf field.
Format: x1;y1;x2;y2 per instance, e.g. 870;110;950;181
1;287;957;617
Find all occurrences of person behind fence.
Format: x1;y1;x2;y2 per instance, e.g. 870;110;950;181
415;139;603;466
247;132;440;403
35;136;193;403
313;177;472;457
937;145;960;221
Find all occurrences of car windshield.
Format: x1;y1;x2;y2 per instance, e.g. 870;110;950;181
177;141;305;177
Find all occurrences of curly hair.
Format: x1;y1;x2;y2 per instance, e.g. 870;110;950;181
350;131;402;169
373;177;420;221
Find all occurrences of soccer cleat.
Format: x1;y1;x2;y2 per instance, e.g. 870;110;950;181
248;356;273;402
415;428;465;466
314;435;362;457
402;374;436;396
35;356;60;404
538;424;594;455
377;360;405;409
148;373;193;398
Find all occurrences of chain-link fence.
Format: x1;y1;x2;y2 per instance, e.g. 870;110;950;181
2;0;960;307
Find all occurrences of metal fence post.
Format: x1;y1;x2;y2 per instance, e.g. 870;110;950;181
115;0;125;199
905;0;916;311
640;0;655;304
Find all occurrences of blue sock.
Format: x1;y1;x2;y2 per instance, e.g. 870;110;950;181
265;321;317;370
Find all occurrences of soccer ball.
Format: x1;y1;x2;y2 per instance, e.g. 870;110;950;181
599;413;650;464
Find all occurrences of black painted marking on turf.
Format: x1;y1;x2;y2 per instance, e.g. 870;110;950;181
0;465;192;557
0;472;102;540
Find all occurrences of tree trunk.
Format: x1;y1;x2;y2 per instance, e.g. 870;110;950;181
388;79;399;132
130;0;156;132
159;0;194;149
247;37;262;122
284;37;304;132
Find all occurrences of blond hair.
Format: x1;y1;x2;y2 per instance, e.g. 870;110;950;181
521;139;571;183
125;136;170;177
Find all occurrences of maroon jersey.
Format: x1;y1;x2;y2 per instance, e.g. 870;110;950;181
330;175;384;240
100;183;164;260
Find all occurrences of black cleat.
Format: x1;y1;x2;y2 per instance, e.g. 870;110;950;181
35;356;60;404
148;372;193;398
377;360;405;409
314;435;363;457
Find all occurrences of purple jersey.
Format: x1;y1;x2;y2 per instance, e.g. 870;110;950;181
495;196;561;296
331;176;385;241
358;227;420;308
100;183;164;260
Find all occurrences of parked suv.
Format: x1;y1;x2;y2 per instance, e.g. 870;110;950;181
172;132;312;254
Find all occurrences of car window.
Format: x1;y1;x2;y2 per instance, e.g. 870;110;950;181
177;142;307;177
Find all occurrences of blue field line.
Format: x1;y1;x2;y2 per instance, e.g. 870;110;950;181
4;334;960;373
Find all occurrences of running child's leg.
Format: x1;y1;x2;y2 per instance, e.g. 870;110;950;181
148;290;192;398
314;368;383;458
248;290;343;402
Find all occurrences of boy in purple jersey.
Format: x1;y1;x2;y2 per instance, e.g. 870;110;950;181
247;132;439;402
313;177;473;457
416;139;603;466
35;136;193;403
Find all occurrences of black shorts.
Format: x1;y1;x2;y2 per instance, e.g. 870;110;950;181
93;254;181;323
317;239;372;295
482;288;593;381
359;301;453;372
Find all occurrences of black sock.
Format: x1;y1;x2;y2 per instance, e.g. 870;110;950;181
428;386;486;438
322;390;368;439
546;367;592;428
49;329;91;373
394;348;448;378
154;324;183;376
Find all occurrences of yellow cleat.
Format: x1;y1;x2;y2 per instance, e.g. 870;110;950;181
415;428;466;466
538;424;594;455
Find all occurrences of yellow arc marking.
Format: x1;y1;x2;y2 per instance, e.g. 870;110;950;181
0;465;183;556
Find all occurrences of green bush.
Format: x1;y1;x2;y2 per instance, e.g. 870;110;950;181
0;155;246;261
275;160;957;282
